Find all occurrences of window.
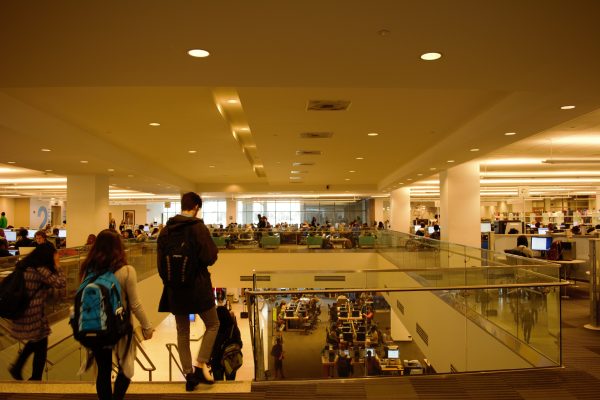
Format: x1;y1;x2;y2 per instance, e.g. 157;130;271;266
201;200;226;226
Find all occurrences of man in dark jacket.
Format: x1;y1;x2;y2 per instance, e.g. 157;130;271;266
157;192;219;391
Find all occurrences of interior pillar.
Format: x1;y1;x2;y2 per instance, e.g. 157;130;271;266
390;187;410;233
439;161;480;248
67;175;109;247
226;199;237;225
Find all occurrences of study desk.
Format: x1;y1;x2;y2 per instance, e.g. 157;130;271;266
555;259;586;299
380;363;404;375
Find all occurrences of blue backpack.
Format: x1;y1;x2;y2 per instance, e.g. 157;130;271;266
70;271;132;348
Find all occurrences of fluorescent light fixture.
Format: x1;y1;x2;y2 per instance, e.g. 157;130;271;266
345;178;350;181
149;122;160;127
226;99;239;104
80;160;88;164
504;132;517;136
127;174;134;178
6;161;16;164
481;178;600;184
41;148;51;152
367;132;379;136
430;167;436;171
0;178;66;184
188;150;197;154
420;52;442;61
0;185;67;189
187;49;210;58
481;170;600;177
44;169;53;172
470;148;479;152
447;160;455;163
349;170;356;173
560;105;575;110
550;136;600;145
108;168;115;172
209;165;216;168
355;157;364;160
480;158;544;165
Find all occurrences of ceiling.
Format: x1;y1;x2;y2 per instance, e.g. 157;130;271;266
1;1;600;201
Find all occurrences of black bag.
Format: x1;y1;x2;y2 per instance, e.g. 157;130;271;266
240;300;249;319
158;221;200;288
0;266;39;320
221;323;243;376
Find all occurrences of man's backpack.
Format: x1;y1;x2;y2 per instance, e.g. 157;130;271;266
157;221;199;288
0;265;40;320
70;271;132;349
221;321;243;376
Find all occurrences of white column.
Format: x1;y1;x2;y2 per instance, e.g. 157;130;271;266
390;187;410;233
595;189;600;212
374;198;385;225
67;175;109;247
226;199;237;224
439;161;480;248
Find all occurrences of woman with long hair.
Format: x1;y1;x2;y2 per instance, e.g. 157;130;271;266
79;229;154;400
9;242;65;380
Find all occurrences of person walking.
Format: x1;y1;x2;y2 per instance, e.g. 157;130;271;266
271;337;285;379
0;212;7;229
9;243;66;380
79;229;154;400
158;192;219;391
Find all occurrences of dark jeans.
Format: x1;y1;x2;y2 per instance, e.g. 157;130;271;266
92;347;130;400
12;337;48;380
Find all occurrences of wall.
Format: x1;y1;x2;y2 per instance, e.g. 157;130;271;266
29;198;52;230
109;205;148;226
146;202;163;225
0;198;15;226
13;198;30;227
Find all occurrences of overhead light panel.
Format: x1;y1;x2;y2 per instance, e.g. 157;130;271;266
187;49;210;58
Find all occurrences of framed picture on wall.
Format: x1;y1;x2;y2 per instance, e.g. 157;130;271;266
123;210;135;225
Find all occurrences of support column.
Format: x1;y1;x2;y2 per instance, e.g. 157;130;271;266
439;161;480;248
390;187;410;233
226;199;237;225
67;175;109;247
374;198;385;225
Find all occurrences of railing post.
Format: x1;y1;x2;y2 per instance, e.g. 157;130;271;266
585;239;600;330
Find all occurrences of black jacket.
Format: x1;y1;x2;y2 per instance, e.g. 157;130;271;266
210;305;243;380
157;215;218;314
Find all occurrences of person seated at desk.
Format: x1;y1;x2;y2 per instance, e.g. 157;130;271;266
336;351;353;378
369;326;380;346
365;350;381;376
34;230;49;247
326;328;340;348
0;238;10;257
15;228;34;249
363;306;375;325
511;235;534;258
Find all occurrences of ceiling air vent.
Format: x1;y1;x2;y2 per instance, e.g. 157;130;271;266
307;100;351;111
300;131;333;139
296;150;322;156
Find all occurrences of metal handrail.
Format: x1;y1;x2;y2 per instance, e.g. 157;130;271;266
166;343;184;381
133;336;156;381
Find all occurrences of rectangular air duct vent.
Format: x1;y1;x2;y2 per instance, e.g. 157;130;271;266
292;162;315;166
240;275;271;281
314;275;346;282
307;100;351;111
296;150;322;156
300;131;333;139
396;299;405;315
416;323;429;346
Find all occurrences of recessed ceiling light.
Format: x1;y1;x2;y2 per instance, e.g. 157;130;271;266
407;178;413;181
107;168;115;172
345;178;351;181
149;122;160;127
349;170;356;173
7;161;16;164
80;160;88;163
561;105;576;110
420;52;442;61
187;49;210;58
226;99;239;104
209;165;216;168
238;128;250;132
45;169;53;172
289;176;302;180
188;150;197;154
417;173;423;176
470;148;480;152
504;132;517;136
367;132;379;136
447;160;455;163
430;167;436;171
127;174;134;178
355;157;364;160
41;148;51;152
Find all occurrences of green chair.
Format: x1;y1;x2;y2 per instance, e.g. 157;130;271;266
307;235;323;249
212;236;227;249
260;235;280;249
358;235;375;248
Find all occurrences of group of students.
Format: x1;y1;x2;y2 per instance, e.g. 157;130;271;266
4;192;243;399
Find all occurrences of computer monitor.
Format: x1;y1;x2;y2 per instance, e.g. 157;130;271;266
58;229;67;238
428;226;435;234
342;349;350;357
504;222;522;234
538;227;548;235
27;229;37;239
339;311;348;318
387;348;400;359
351;310;360;318
4;231;16;242
285;310;295;318
365;347;375;357
356;332;366;341
143;225;150;232
8;249;18;256
342;326;352;333
480;222;492;233
414;224;421;233
342;332;353;342
531;236;553;251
